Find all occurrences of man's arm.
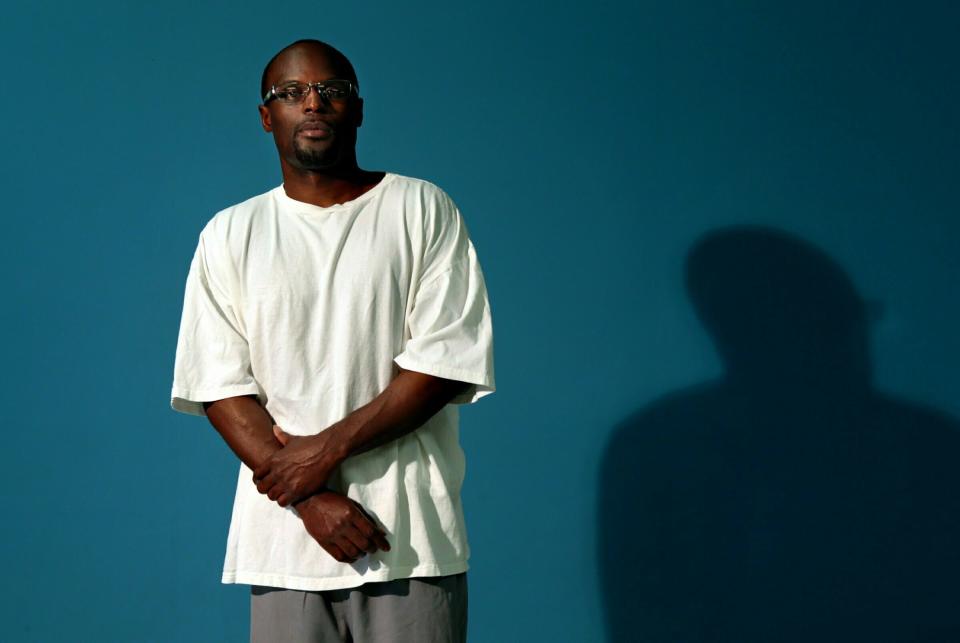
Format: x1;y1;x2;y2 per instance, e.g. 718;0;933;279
203;395;390;562
203;395;283;471
252;367;471;507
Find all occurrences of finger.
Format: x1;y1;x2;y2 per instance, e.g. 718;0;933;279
350;513;381;545
272;424;290;446
268;483;284;501
352;502;391;551
253;463;269;480
333;536;361;561
342;524;376;554
255;473;275;495
356;514;390;552
321;543;348;563
351;516;389;553
371;529;391;552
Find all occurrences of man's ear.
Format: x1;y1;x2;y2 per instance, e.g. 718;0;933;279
258;104;273;133
354;97;364;128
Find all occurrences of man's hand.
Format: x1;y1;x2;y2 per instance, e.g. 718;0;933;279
252;369;470;508
295;490;391;563
253;425;345;507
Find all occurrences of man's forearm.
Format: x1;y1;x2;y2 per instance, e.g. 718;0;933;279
253;368;471;506
202;395;391;560
326;368;471;459
203;394;281;471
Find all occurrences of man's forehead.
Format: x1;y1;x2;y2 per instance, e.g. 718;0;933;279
269;45;348;82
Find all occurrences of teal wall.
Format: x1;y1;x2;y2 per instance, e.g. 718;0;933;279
2;1;957;641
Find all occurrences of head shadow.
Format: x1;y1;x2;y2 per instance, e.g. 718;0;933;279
598;225;960;642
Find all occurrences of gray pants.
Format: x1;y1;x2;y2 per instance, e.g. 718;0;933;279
250;573;468;643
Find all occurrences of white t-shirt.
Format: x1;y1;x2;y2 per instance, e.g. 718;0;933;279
170;172;495;591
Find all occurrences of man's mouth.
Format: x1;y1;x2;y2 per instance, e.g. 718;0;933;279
297;121;333;139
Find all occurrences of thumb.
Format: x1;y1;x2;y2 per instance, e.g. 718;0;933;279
273;424;290;446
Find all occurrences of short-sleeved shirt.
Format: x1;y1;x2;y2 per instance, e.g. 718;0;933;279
170;172;495;591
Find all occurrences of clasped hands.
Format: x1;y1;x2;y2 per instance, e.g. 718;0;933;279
253;425;340;507
253;425;391;563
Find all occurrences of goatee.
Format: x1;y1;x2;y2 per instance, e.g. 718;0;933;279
293;140;339;170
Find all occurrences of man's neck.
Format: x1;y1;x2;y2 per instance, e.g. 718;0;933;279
280;164;385;208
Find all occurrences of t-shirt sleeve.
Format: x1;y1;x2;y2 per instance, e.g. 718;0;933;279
170;229;262;416
393;190;496;404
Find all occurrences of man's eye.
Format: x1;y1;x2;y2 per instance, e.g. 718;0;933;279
325;87;347;99
279;86;306;98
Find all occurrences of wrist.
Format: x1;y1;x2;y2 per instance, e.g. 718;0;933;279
316;424;354;469
294;489;334;513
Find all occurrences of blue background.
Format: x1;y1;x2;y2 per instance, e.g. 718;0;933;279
3;1;958;641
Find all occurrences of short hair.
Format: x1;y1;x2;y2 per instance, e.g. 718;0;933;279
260;39;359;100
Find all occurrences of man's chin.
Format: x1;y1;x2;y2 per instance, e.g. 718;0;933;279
293;144;340;170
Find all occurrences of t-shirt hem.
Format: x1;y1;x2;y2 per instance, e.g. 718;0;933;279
222;560;470;591
392;356;495;405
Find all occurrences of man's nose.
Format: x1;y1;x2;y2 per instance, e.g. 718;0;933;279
302;86;330;112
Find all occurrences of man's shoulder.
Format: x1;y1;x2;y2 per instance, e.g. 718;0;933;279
385;175;463;231
385;173;456;204
200;186;279;240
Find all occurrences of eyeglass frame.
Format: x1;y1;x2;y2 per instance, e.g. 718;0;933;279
262;79;360;105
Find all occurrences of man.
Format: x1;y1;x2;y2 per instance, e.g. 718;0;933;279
170;38;495;642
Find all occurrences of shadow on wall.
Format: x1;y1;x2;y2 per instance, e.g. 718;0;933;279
598;226;960;643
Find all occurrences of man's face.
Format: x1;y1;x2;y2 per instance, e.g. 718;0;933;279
258;45;363;171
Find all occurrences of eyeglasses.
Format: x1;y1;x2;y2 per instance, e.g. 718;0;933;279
262;80;358;105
